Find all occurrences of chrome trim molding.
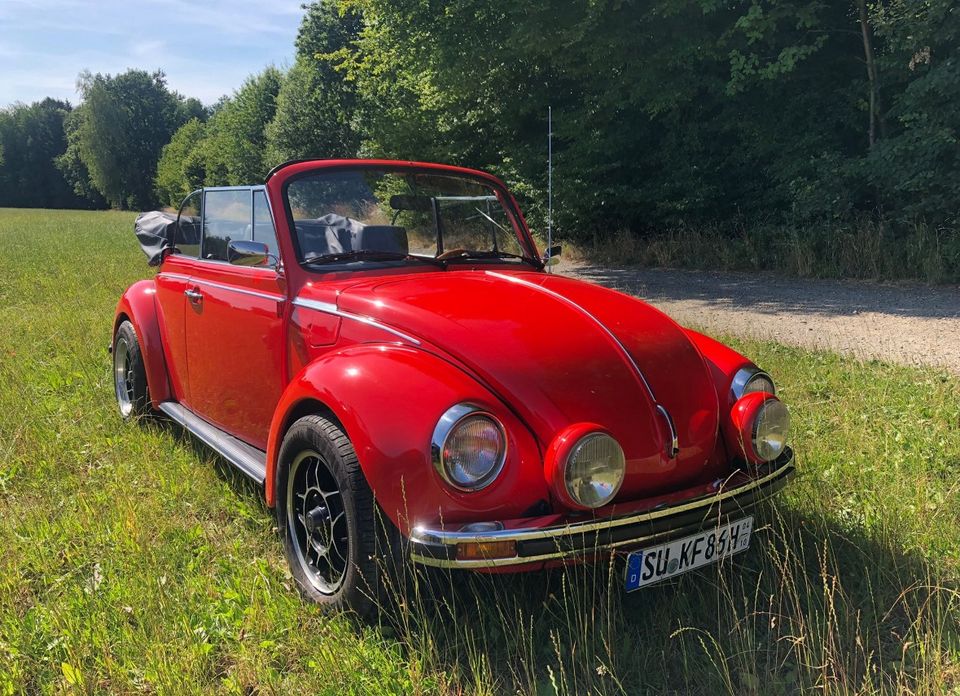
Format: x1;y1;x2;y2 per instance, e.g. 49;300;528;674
730;367;775;401
292;296;422;345
156;273;284;303
409;451;794;568
486;271;657;401
655;405;680;458
430;403;507;492
486;271;680;458
196;278;285;303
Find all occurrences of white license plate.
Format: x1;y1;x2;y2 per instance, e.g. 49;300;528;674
624;516;753;591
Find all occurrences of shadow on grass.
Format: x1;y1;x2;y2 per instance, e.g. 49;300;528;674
382;502;960;695
145;415;959;694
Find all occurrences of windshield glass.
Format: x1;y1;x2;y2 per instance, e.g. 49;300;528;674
285;168;531;266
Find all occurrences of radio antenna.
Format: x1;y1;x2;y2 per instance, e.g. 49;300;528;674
547;105;553;273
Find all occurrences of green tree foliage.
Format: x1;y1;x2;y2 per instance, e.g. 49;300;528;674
154;68;283;205
205;67;284;185
154;118;209;208
56;70;196;209
266;1;362;162
0;99;88;208
331;0;958;239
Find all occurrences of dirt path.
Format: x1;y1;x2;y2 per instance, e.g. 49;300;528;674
558;262;960;374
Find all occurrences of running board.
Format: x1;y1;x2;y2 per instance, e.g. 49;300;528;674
158;402;267;486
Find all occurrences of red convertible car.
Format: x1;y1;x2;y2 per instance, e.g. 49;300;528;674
113;159;793;616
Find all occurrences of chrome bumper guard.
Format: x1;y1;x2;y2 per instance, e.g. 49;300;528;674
409;449;794;569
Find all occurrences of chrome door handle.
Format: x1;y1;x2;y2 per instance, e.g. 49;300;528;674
184;288;203;304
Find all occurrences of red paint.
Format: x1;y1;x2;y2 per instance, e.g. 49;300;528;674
726;391;780;464
117;159;791;552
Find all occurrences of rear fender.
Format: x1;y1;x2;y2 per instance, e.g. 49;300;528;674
114;280;172;408
265;344;548;535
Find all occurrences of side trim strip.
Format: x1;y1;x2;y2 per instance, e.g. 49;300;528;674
156;273;285;303
292;297;422;345
194;278;285;303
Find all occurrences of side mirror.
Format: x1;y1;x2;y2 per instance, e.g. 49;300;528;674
542;244;562;264
228;239;276;267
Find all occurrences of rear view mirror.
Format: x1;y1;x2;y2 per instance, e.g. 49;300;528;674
390;194;434;212
228;239;272;267
543;244;562;262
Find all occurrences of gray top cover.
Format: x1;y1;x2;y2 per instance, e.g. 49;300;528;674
134;211;178;266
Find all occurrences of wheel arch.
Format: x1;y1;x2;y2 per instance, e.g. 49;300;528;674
114;280;173;407
264;344;549;536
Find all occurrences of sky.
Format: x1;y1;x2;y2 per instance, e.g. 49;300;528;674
0;0;305;108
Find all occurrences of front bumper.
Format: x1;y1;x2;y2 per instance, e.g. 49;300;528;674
409;449;794;569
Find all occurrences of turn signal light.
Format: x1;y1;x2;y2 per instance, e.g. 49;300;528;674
456;540;517;561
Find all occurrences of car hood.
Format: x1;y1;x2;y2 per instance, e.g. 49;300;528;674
332;269;720;498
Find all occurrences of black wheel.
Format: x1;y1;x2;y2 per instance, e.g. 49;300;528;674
276;415;396;619
113;320;149;419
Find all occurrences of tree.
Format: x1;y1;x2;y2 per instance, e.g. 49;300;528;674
57;70;193;209
0;98;90;208
155;118;209;207
266;1;362;162
204;67;284;185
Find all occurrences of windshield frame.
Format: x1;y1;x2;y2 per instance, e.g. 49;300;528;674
279;162;542;273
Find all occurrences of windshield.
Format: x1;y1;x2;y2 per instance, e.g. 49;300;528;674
285;168;533;267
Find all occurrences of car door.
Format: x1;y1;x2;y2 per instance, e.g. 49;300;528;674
184;187;287;450
155;190;203;404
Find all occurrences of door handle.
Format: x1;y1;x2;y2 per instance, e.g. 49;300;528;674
184;288;203;304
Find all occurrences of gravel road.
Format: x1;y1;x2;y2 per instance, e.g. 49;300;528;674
559;263;960;375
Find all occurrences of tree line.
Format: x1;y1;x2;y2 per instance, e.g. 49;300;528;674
0;0;956;245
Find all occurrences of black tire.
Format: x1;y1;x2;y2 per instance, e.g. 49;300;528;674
113;320;149;419
276;415;398;620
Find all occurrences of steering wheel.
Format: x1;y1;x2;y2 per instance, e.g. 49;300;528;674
436;248;470;260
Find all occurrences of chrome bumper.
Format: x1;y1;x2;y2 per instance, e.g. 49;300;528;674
409;449;794;569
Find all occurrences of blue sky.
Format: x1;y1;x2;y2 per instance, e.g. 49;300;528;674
0;0;305;108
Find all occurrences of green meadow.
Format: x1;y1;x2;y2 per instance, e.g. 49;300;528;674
1;208;958;694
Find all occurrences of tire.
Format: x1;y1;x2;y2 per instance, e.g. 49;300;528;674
276;415;398;620
113;320;150;419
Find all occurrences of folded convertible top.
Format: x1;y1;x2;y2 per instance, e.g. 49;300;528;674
134;211;182;266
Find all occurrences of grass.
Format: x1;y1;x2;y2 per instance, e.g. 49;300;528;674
570;220;960;285
1;207;959;693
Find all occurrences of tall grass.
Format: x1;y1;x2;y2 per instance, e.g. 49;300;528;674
577;220;960;284
0;208;958;693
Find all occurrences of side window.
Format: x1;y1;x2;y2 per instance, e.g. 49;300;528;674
253;190;279;257
175;190;202;257
202;190;252;262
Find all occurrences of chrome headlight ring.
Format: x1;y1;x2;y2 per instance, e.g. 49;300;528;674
730;366;776;402
431;403;507;492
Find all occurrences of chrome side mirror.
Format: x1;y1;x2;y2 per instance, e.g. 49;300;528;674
227;239;278;268
542;243;562;266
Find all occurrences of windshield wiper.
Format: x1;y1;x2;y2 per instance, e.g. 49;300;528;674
446;250;539;264
304;249;446;267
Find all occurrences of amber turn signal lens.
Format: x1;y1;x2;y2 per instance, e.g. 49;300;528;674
455;540;518;561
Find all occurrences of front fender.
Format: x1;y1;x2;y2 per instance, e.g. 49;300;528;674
265;344;549;534
114;280;171;407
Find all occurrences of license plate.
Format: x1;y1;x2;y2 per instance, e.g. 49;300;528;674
624;516;753;591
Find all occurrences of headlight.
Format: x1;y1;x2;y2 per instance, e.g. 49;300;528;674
728;393;791;463
731;366;776;401
432;404;506;491
752;398;790;461
564;432;626;508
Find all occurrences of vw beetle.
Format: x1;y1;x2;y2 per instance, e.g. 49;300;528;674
113;159;794;616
